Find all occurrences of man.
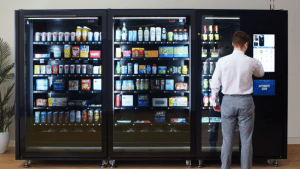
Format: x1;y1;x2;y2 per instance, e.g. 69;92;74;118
210;31;264;169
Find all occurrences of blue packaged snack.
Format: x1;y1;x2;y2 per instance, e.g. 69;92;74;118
41;111;47;123
173;46;188;58
138;95;149;107
146;65;151;74
158;46;174;58
165;79;174;90
36;79;48;91
53;78;65;91
158;66;167;74
154;111;166;123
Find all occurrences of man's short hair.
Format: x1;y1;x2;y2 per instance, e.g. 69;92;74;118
232;31;251;48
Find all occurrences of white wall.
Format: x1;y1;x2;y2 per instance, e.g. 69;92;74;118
1;0;299;143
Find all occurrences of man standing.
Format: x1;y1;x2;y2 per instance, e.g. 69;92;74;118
210;31;264;169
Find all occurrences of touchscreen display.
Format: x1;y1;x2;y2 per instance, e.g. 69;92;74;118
253;34;275;72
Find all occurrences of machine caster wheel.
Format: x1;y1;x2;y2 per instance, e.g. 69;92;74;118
109;160;116;168
100;160;108;168
268;159;279;167
197;160;204;168
186;160;193;168
23;160;31;168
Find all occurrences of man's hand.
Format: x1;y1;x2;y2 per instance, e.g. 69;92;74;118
213;103;221;112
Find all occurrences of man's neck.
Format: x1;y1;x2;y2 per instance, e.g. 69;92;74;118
233;48;246;53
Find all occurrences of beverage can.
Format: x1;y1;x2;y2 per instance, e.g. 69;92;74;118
82;64;87;74
35;111;40;123
76;110;81;123
156;27;161;41
99;32;102;41
34;65;41;75
47;111;52;123
203;79;208;89
59;65;64;74
115;94;121;107
53;111;58;123
136;79;140;90
128;63;133;74
47;32;52;41
64;65;69;74
58;32;64;41
122;65;128;75
132;30;137;41
88;109;94;123
35;32;41;41
53;65;58;74
41;111;47;123
88;32;93;42
141;79;145;90
70;64;75;74
64;111;69;123
210;62;214;74
94;32;99;41
40;65;46;74
64;32;70;41
203;62;208;74
70;110;75;123
115;80;122;91
46;65;52;74
52;32;58;41
76;64;81;74
167;32;173;42
71;32;76;41
145;79;149;90
134;63;138;74
59;111;64;123
203;93;209;107
94;109;100;123
161;79;165;90
41;32;47;41
82;109;88;123
146;65;151;74
128;30;133;41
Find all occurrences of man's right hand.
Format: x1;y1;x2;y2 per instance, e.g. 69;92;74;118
213;103;221;112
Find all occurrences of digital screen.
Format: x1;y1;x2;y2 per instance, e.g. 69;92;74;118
253;34;275;72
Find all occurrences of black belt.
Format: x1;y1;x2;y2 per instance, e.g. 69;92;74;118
224;94;252;97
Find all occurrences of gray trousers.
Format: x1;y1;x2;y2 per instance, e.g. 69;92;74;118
221;95;255;169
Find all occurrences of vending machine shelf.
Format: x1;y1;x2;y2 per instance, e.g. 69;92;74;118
33;41;102;45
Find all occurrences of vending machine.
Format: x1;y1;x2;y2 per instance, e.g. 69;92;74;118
15;10;108;164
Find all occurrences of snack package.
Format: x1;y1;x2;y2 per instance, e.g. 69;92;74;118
116;48;122;58
122;80;134;90
80;45;89;58
145;50;158;58
158;66;167;75
165;79;174;90
89;50;101;58
139;65;146;74
122;50;131;58
53;78;65;91
169;96;188;107
48;97;68;107
36;79;48;91
36;99;47;107
93;78;102;91
72;46;80;58
81;79;91;91
158;46;174;58
34;54;50;58
67;100;88;107
154;111;166;123
175;82;188;91
174;46;188;58
138;95;149;107
69;80;79;91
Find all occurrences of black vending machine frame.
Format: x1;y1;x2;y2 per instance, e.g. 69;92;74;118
195;9;288;160
15;9;108;160
107;9;196;159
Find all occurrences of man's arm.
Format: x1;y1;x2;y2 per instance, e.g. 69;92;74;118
210;61;222;107
253;58;264;77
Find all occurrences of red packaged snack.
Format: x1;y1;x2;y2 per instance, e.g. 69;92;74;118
72;46;80;58
90;50;101;58
81;79;91;91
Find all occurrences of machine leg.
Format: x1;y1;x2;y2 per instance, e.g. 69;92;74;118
186;160;193;168
197;159;204;168
100;160;108;168
23;160;30;168
273;159;279;167
109;160;116;168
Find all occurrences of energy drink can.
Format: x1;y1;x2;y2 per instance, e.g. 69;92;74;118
41;32;47;41
64;65;69;74
64;111;69;123
115;94;121;107
40;65;46;74
210;62;214;74
132;30;137;41
53;32;58;41
46;65;52;74
76;64;81;74
59;65;64;74
70;110;75;123
88;109;94;123
47;111;52;123
121;66;128;75
76;110;81;123
35;111;40;123
53;111;58;123
64;32;70;41
146;65;151;74
58;111;64;123
53;65;58;74
134;63;138;74
47;32;52;41
82;109;88;123
34;65;41;75
35;32;41;41
203;62;208;74
70;65;75;74
71;32;76;41
58;32;64;41
161;79;165;90
128;63;133;74
41;111;47;123
94;109;100;123
128;31;133;41
82;64;87;74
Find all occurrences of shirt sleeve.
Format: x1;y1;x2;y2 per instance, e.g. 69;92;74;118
253;58;265;77
210;60;222;106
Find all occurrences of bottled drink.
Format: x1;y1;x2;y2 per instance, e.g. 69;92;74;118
161;28;167;42
156;27;161;41
214;25;219;41
209;25;214;41
150;27;156;41
202;25;208;41
138;27;143;41
82;26;88;42
144;27;149;41
152;64;157;74
178;29;183;41
173;29;178;41
115;27;121;42
121;22;127;41
183;29;188;41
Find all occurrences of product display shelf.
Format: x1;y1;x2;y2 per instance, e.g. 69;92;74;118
114;107;189;110
114;58;189;61
114;123;190;126
33;41;102;45
33;58;102;61
114;90;189;94
114;41;189;45
33;74;102;77
33;91;102;94
113;74;189;77
202;41;219;45
33;123;101;126
33;107;102;110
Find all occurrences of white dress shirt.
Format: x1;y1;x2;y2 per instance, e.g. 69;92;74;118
210;50;264;106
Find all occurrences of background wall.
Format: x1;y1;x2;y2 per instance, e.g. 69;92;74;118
1;0;298;144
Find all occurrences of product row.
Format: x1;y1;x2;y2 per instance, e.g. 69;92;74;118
34;64;102;75
35;26;102;42
115;46;188;58
202;62;216;75
115;24;189;42
203;92;219;107
34;109;102;124
201;47;219;58
201;117;222;123
35;98;101;108
115;62;188;75
115;95;188;108
115;79;188;91
34;45;101;59
202;25;220;41
35;78;102;91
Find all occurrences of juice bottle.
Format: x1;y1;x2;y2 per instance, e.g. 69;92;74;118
76;26;82;42
173;29;178;41
144;27;149;41
82;26;88;42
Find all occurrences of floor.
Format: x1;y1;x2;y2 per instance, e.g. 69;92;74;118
1;145;299;168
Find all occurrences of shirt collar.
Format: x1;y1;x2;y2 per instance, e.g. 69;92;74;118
232;50;245;55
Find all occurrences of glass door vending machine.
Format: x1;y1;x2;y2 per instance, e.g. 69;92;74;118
195;10;288;166
107;10;196;160
15;10;108;164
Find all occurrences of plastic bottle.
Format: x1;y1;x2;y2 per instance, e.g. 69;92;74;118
82;26;88;42
75;26;82;42
150;27;156;41
115;27;121;42
183;29;188;41
178;29;183;41
138;27;143;41
144;27;149;41
121;22;127;41
152;64;157;74
173;29;178;41
161;28;167;42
